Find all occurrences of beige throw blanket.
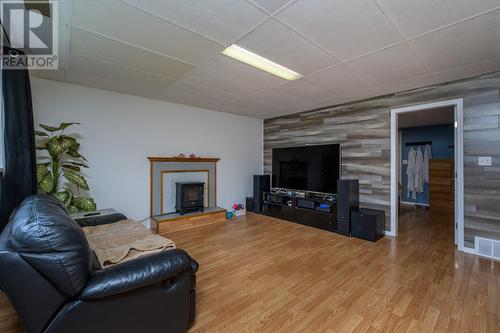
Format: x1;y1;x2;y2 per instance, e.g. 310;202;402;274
83;219;175;267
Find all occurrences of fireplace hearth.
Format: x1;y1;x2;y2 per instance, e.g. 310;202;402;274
176;182;205;215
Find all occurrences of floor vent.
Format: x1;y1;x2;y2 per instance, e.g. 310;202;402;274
475;237;500;261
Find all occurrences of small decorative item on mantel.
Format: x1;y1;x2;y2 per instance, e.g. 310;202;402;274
176;153;197;158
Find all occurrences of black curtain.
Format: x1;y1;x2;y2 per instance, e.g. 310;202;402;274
0;47;37;231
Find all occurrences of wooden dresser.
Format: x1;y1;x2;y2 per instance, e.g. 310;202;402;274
429;159;454;211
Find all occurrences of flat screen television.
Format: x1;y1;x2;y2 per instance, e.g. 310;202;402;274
272;144;340;194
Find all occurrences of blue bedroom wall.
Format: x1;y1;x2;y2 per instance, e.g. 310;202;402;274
401;124;454;204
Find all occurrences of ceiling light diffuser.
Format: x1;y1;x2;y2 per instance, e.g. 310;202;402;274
222;44;302;81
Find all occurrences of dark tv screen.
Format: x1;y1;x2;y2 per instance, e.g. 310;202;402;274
272;144;340;194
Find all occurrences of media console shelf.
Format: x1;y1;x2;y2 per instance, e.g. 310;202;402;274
262;192;338;232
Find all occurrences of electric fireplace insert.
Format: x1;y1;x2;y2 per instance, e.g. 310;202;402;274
175;182;205;215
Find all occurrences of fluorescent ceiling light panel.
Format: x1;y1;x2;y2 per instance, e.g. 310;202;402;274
222;44;302;81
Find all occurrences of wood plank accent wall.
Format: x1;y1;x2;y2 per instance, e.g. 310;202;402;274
264;72;500;248
463;89;500;247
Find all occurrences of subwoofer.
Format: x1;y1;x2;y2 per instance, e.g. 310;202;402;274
336;179;359;236
253;175;270;213
245;197;254;213
351;208;385;242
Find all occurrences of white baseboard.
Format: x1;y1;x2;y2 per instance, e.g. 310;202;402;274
461;246;475;254
384;230;396;236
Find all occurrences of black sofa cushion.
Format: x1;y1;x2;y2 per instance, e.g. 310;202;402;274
81;249;196;299
8;195;91;296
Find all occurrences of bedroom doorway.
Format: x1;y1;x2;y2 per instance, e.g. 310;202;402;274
390;99;465;252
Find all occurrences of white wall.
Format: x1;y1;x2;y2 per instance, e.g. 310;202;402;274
31;78;263;220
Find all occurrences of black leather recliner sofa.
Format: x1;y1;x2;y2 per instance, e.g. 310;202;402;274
0;195;198;333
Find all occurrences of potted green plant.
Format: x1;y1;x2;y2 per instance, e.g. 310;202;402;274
35;122;96;213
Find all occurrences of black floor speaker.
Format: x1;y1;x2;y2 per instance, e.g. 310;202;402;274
336;179;359;236
245;197;254;213
351;208;385;242
253;175;270;213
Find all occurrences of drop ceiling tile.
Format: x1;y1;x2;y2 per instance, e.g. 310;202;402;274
70;27;194;80
238;19;337;74
429;57;500;83
303;64;375;94
163;80;241;104
378;0;500;38
381;75;437;94
249;80;335;107
348;43;427;84
382;57;500;94
178;67;279;97
201;101;261;116
161;94;235;114
201;54;287;88
161;82;284;117
211;97;289;118
71;0;223;65
30;69;67;82
67;70;167;100
341;86;388;102
69;53;175;89
278;0;401;60
122;0;268;46
263;108;307;118
409;10;500;72
251;0;294;13
286;95;345;113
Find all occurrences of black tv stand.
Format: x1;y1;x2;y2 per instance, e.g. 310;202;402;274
262;192;339;233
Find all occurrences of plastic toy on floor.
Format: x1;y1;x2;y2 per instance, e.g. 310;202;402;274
231;203;246;216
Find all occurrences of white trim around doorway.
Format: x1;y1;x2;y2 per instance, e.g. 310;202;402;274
390;99;466;252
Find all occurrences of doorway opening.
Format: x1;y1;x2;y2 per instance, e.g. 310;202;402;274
390;99;466;252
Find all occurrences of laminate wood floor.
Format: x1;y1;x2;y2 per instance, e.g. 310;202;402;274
1;207;499;332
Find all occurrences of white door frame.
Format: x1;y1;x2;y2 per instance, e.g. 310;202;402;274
390;98;466;252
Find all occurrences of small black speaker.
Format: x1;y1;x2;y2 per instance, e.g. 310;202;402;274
245;197;254;213
253;175;270;213
351;208;385;242
336;179;359;236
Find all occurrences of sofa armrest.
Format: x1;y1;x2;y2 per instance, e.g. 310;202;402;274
80;249;198;300
75;213;127;227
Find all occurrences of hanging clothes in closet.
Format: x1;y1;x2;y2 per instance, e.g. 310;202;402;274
406;144;433;201
407;147;416;199
414;146;424;196
423;144;432;184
